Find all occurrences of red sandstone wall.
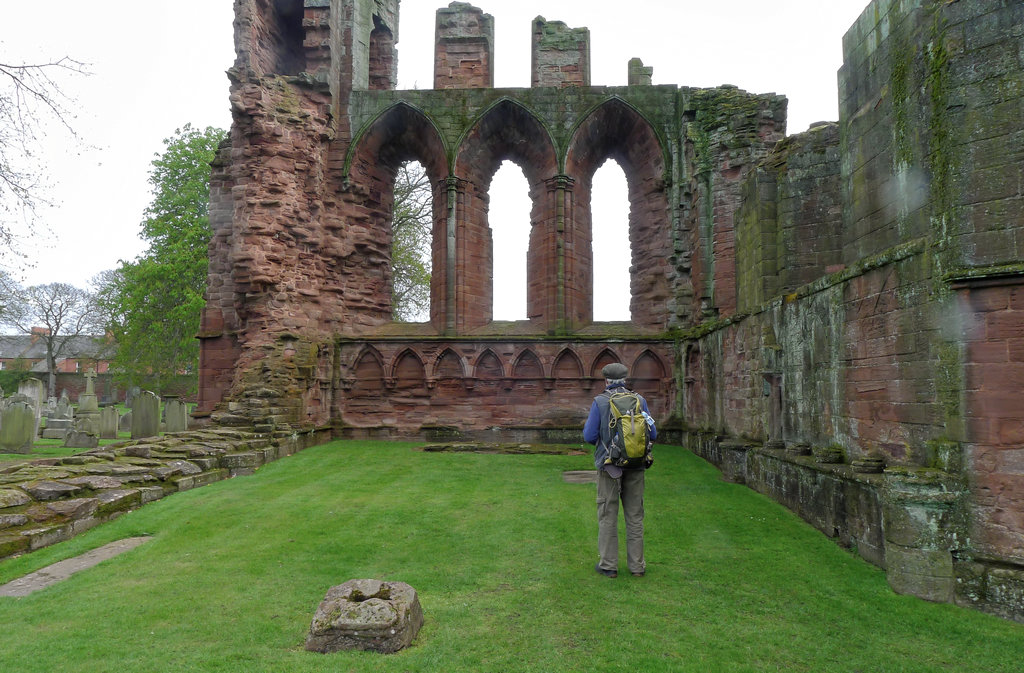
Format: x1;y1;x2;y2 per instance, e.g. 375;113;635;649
956;278;1024;561
683;88;787;320
336;340;675;431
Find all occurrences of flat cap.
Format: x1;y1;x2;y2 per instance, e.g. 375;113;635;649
601;363;629;380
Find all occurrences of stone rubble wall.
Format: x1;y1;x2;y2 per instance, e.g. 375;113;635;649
0;427;327;562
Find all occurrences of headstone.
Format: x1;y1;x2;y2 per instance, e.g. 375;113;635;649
42;391;76;440
305;579;423;654
164;398;189;433
76;369;101;435
0;401;36;454
42;417;74;440
16;378;45;438
99;406;119;439
64;430;99;449
56;392;73;420
119;410;133;433
131;391;160;439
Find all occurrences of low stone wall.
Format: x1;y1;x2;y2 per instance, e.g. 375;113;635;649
0;427;329;561
686;433;1024;623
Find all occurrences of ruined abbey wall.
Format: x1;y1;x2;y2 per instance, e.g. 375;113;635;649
200;0;1024;620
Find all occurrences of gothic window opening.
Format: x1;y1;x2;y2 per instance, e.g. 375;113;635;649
591;159;631;321
391;161;432;323
489;160;532;321
369;15;396;90
270;0;305;75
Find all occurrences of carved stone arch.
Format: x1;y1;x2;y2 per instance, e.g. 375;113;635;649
512;348;544;378
565;97;677;330
565;97;670;178
433;348;465;378
474;349;504;379
590;348;621;378
346;102;449;181
342;102;450;328
631;349;667;405
451;98;561;330
632;349;667;380
553;347;585;392
426;347;463;399
454;98;559;187
351;346;385;395
392;348;427;392
553;348;584;379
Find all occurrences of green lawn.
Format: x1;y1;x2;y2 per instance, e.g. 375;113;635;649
0;441;1020;672
0;433;132;464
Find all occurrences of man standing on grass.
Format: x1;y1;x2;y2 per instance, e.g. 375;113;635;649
583;362;656;578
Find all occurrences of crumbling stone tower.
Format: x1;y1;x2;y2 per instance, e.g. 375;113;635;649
201;0;1024;621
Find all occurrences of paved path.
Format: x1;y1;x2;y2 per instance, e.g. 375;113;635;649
0;536;150;598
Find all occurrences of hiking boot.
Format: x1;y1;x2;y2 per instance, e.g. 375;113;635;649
631;570;645;577
595;564;617;578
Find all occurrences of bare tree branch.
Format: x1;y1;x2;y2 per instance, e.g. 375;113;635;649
0;56;88;253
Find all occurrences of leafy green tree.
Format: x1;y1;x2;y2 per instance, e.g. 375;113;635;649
391;162;432;322
97;124;226;394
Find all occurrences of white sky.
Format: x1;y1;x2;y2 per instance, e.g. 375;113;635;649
1;0;871;320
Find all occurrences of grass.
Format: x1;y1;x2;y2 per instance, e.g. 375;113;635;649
0;433;132;464
0;441;1021;672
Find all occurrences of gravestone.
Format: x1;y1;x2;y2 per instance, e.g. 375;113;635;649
56;392;73;420
0;401;36;454
75;369;101;435
131;391;160;439
64;429;99;449
17;378;45;438
164;398;189;433
42;391;75;440
118;410;133;433
99;406;119;439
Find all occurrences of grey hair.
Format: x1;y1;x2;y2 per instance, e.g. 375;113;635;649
606;378;627;386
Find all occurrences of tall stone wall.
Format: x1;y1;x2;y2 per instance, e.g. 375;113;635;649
682;0;1024;620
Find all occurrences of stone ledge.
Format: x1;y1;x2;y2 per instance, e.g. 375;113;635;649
0;426;329;562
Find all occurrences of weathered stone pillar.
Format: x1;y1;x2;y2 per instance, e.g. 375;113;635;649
533;174;587;333
882;469;966;603
434;3;494;89
531;18;590;88
627;57;653;86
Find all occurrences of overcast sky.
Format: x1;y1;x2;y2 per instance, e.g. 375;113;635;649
1;0;870;319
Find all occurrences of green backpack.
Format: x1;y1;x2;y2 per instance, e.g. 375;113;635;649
605;391;653;469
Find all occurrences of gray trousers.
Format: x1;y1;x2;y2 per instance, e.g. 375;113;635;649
596;467;645;574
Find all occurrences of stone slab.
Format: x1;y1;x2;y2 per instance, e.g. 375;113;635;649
0;536;150;597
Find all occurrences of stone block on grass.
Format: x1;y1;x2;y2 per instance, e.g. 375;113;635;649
305;579;424;654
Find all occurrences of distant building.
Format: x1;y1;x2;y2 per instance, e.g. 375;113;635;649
0;328;114;375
